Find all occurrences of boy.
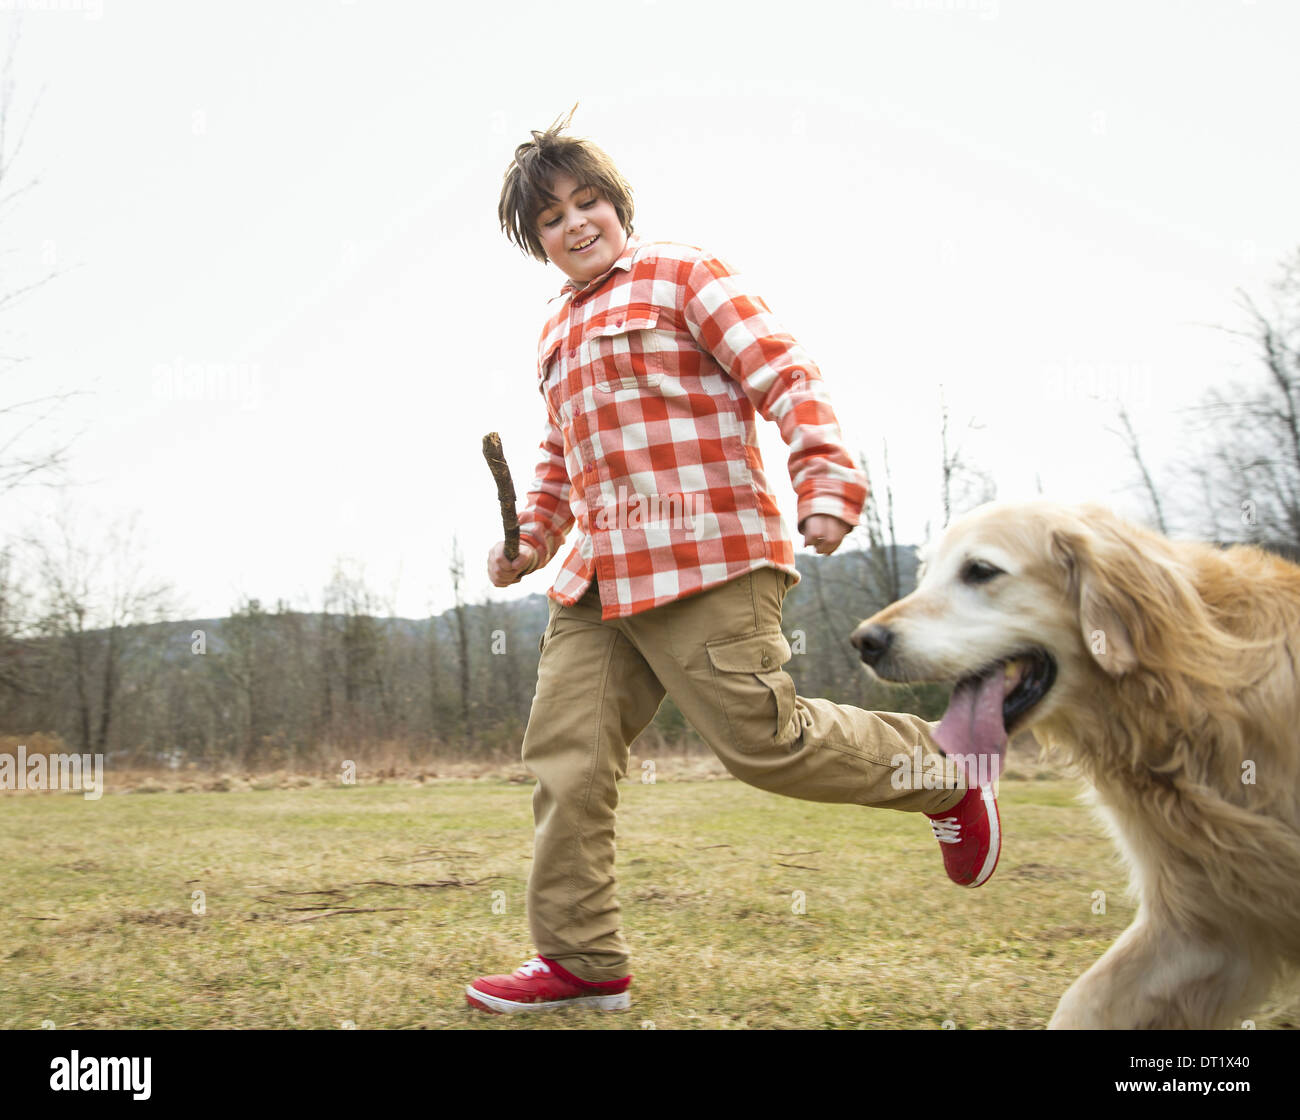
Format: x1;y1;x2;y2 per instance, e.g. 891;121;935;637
467;113;998;1015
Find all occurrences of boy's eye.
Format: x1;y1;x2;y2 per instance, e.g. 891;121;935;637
539;195;598;230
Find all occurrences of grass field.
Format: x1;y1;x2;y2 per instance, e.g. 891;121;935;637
2;768;1295;1030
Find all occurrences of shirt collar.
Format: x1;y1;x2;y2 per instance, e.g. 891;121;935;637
560;233;642;299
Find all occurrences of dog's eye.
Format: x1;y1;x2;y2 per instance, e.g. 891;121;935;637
961;559;1003;585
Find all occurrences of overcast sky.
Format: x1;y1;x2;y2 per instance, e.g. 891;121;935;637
2;0;1297;621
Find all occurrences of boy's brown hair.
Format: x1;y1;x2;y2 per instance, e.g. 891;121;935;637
498;106;635;264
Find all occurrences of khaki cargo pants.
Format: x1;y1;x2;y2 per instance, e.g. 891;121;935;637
521;565;966;983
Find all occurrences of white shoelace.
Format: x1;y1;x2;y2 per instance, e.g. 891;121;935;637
515;956;552;978
930;816;961;844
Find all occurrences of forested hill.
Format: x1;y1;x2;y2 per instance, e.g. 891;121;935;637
0;545;935;768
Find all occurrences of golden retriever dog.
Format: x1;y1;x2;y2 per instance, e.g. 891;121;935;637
850;500;1300;1029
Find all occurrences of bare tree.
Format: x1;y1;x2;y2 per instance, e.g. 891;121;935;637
1180;249;1300;548
854;444;902;606
802;557;863;702
0;24;76;496
220;596;271;763
0;540;35;697
427;602;447;744
1109;403;1169;534
448;535;472;746
29;510;174;756
939;386;995;528
320;558;398;745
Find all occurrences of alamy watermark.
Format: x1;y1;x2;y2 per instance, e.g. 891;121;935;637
890;745;999;790
590;485;701;537
50;1052;150;1100
1041;358;1153;407
0;745;104;801
152;360;263;410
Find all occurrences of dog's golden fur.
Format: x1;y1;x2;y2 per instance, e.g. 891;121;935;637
855;500;1300;1028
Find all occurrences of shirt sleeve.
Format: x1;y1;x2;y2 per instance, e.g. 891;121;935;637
681;252;869;531
515;415;574;570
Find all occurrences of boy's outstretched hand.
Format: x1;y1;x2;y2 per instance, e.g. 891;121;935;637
801;515;852;556
488;540;538;587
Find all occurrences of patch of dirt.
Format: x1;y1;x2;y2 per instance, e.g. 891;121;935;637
631;886;710;904
119;909;199;927
1003;863;1075;881
1036;924;1106;940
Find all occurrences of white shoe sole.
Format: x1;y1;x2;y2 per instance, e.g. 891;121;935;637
466;986;630;1014
970;784;1001;887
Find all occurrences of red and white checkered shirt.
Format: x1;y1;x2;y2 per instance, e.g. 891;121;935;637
516;234;869;619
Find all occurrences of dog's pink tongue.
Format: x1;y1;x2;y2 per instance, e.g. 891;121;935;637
933;671;1008;786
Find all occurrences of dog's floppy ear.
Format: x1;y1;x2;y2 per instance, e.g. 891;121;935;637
1050;521;1140;677
1051;507;1229;682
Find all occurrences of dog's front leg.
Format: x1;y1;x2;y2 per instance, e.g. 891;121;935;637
1049;920;1157;1029
1049;918;1259;1029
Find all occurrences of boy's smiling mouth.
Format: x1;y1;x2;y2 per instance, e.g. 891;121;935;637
572;234;600;252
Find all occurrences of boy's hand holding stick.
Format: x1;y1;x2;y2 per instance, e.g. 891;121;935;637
482;432;537;586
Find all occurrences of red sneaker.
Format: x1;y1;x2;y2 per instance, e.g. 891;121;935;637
466;955;631;1014
925;784;1001;887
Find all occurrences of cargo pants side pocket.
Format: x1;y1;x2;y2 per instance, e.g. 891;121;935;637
704;629;799;753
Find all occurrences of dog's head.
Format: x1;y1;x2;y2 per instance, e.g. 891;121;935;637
850;500;1190;777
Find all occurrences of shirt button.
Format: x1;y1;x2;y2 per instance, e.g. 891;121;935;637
615;319;624;327
568;349;576;360
760;653;772;668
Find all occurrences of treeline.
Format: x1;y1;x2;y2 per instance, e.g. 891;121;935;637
0;545;943;770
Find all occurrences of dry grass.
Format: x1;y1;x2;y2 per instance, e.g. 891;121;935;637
2;765;1295;1030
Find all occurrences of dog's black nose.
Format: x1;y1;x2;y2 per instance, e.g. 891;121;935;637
851;623;892;665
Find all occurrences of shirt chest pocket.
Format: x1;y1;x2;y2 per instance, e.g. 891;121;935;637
538;339;567;424
581;306;666;393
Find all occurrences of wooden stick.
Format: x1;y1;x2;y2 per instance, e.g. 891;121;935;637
481;432;519;560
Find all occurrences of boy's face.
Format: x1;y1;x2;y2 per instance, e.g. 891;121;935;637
535;172;627;288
